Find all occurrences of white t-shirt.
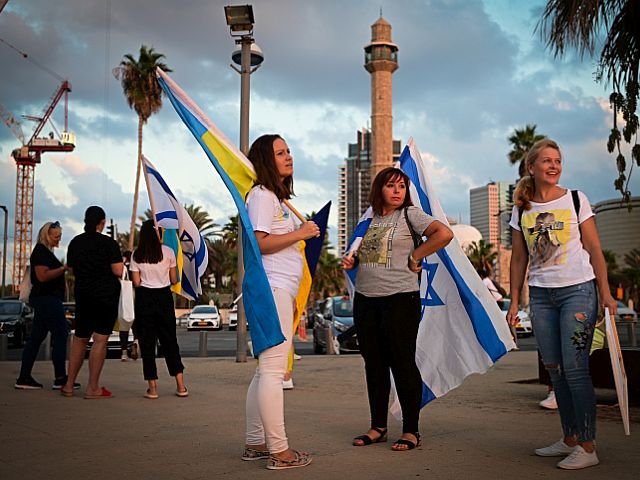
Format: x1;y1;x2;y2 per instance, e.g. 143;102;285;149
246;186;303;298
509;189;595;288
129;245;177;288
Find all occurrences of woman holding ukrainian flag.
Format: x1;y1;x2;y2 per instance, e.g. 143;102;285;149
243;134;319;470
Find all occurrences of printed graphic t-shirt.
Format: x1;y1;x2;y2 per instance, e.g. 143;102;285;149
356;206;435;297
130;245;177;288
509;189;595;288
246;186;303;298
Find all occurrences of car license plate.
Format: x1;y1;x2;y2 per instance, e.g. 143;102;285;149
197;321;208;326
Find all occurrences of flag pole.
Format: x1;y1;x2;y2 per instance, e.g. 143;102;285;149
283;199;307;223
141;156;162;242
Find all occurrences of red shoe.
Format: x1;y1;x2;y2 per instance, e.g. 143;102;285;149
84;387;113;399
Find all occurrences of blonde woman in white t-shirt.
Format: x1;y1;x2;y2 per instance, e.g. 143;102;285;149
243;134;319;470
507;138;616;470
130;220;187;399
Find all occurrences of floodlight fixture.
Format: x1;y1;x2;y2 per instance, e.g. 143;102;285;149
224;5;255;36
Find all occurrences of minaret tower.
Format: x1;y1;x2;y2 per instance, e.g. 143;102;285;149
364;15;398;178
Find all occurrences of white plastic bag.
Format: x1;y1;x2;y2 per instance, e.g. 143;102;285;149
18;266;31;302
116;269;135;331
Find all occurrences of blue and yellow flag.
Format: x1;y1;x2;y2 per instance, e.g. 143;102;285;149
157;69;329;358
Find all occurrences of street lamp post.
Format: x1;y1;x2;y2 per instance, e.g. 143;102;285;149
225;4;264;362
0;205;7;298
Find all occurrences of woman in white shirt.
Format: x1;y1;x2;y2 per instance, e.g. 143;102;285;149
130;220;187;399
507;139;616;470
243;134;319;470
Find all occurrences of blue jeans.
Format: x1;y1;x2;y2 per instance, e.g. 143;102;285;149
530;280;598;442
19;296;69;380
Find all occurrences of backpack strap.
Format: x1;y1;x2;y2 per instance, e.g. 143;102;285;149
403;207;422;249
571;189;581;239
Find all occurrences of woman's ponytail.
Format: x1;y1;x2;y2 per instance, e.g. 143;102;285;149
513;138;561;212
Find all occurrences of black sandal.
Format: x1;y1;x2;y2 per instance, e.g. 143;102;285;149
391;432;421;451
352;427;388;446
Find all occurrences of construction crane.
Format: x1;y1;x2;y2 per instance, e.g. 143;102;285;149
0;80;75;289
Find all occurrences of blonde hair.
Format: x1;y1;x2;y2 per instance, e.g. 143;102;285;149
37;222;62;251
513;138;561;211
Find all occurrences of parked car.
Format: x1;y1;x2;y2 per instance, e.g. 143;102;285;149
615;301;638;323
313;296;358;354
62;302;76;329
0;299;34;346
187;305;222;331
175;311;190;327
306;300;324;331
228;306;237;330
501;299;533;337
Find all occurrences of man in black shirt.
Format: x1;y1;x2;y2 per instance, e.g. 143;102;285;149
62;206;123;398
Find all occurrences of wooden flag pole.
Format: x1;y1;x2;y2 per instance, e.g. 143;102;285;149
283;199;306;223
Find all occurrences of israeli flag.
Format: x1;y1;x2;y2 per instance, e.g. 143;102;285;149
345;138;515;415
142;156;208;301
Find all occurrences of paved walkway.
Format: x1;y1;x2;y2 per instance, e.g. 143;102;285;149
0;351;637;479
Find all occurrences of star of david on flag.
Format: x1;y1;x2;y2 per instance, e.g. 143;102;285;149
344;138;515;417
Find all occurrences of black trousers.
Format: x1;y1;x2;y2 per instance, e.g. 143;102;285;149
353;291;422;434
134;286;184;380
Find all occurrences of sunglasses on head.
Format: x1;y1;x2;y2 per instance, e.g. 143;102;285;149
49;221;60;229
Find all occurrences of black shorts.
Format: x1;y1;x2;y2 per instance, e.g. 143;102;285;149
74;292;119;338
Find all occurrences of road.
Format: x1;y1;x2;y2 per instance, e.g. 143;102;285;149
1;326;538;361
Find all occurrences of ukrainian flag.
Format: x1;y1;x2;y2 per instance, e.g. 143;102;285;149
157;69;328;358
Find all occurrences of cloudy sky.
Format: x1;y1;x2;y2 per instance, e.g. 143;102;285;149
1;0;637;272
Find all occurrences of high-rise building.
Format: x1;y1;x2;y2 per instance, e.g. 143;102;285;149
338;128;402;254
469;181;514;247
469;181;515;290
594;196;640;261
364;16;398;179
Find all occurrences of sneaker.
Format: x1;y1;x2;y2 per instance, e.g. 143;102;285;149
52;376;81;390
14;376;43;390
557;446;599;470
535;439;575;457
293;353;302;360
282;378;294;390
241;447;270;461
121;351;129;362
266;450;312;470
539;391;558;410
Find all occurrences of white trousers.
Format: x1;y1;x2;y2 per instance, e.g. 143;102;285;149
245;288;294;454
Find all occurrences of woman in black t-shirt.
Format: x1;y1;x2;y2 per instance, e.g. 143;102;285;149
15;221;74;390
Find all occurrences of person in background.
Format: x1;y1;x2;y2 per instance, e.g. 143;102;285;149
130;220;187;399
243;134;319;470
62;206;123;398
479;268;517;349
342;167;453;452
15;221;78;391
507;138;616;470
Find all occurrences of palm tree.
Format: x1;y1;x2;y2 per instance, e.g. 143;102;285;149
507;124;545;178
467;240;498;275
113;45;172;251
537;1;639;201
222;214;239;248
183;204;219;239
